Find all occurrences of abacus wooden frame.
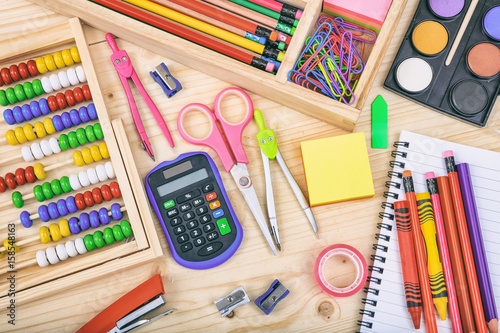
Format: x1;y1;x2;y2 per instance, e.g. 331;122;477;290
30;0;407;131
0;18;163;307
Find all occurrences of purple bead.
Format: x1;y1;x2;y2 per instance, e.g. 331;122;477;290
69;109;81;126
89;210;100;228
66;196;77;213
20;211;33;228
47;202;60;220
79;213;90;231
87;103;98;120
79;106;90;123
68;217;81;234
110;203;123;221
39;98;50;115
56;199;69;216
12;106;24;123
61;112;72;129
30;101;42;118
99;207;111;225
38;205;50;222
3;109;15;125
21;104;33;121
52;115;64;131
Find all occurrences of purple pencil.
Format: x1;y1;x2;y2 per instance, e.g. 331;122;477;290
457;163;498;333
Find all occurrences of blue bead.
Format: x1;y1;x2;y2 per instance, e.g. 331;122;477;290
99;207;111;225
38;205;50;222
56;199;69;216
21;104;33;121
61;112;72;128
69;109;81;126
3;109;15;125
12;106;24;123
68;217;81;234
66;196;77;213
39;98;50;115
89;210;100;228
47;202;60;220
52;115;64;132
79;212;90;231
30;101;42;118
79;106;90;123
110;203;123;221
87;103;98;120
20;211;33;228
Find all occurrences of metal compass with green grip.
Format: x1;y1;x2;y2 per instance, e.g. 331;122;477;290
255;109;278;160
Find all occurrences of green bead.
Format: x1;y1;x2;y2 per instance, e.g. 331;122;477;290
75;128;88;145
93;123;104;140
60;176;72;193
112;225;124;242
23;82;35;99
83;234;96;251
0;90;8;106
93;231;106;248
50;179;63;196
68;131;79;148
6;87;18;104
120;220;133;238
85;125;97;142
41;182;54;200
33;185;45;202
32;79;44;96
12;191;24;208
14;84;26;102
58;134;69;150
103;227;115;245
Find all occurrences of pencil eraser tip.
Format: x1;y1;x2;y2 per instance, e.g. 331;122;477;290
266;63;275;72
402;170;412;178
444;150;454;157
425;172;435;179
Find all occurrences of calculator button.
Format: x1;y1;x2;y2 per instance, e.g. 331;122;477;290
186;220;199;230
209;200;221;210
170;217;182;226
200;214;212;224
196;206;208;215
181;243;193;253
197;242;223;256
217;218;231;235
180;203;192;212
193;237;206;247
190;228;202;238
173;226;186;235
163;199;175;210
177;190;201;203
202;184;214;193
177;234;189;243
205;192;217;201
203;223;215;232
183;211;195;220
212;209;224;219
193;198;204;207
167;208;179;218
207;231;219;241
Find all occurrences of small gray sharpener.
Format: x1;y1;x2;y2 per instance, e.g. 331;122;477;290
214;286;250;317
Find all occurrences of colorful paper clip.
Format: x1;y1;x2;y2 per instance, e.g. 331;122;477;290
150;63;182;98
254;280;289;315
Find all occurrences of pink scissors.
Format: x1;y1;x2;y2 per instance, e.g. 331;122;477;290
177;87;277;255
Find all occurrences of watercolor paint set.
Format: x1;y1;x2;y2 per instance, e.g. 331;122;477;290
384;0;500;127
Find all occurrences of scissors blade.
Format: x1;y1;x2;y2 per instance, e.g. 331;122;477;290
261;151;280;251
229;163;277;255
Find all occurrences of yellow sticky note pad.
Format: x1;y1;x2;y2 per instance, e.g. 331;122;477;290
300;132;375;206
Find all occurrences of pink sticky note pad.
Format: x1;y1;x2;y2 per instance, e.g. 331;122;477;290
323;0;393;31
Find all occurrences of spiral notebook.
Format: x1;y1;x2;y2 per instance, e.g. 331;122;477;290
359;130;500;332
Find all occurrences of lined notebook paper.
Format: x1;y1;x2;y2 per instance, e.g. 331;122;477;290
359;130;500;332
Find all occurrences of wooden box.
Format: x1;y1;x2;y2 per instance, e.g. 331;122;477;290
30;0;407;131
0;18;163;307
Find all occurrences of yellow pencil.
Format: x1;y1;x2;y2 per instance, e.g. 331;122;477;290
417;192;448;320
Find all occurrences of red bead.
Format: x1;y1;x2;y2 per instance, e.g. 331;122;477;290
1;68;12;85
82;85;92;100
18;63;30;79
0;177;6;193
27;60;38;76
5;172;17;190
100;184;112;201
110;182;121;199
0;74;3;87
8;65;20;82
47;95;59;112
56;93;67;110
64;90;76;106
14;168;26;186
83;191;95;208
73;87;84;103
25;166;36;183
92;187;104;204
75;193;86;210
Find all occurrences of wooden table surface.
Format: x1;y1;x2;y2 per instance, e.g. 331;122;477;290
1;0;499;332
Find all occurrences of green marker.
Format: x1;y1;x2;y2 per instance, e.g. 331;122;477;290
371;95;388;149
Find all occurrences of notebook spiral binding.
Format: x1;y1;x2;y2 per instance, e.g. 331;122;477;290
357;139;410;331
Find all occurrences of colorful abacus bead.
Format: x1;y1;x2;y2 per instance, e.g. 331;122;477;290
0;166;36;193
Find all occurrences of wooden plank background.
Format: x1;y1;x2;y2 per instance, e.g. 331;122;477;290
0;0;499;331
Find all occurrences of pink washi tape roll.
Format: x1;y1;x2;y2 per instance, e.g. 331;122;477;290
314;244;368;297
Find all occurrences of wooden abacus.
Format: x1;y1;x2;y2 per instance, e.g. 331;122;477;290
0;18;162;307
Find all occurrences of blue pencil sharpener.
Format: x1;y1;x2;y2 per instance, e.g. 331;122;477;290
150;62;182;98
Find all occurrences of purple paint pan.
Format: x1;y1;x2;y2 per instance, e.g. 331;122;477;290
429;0;465;18
484;6;500;41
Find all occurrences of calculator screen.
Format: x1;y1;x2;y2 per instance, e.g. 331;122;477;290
157;168;209;197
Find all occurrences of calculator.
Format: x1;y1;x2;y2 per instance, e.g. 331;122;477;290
145;152;243;269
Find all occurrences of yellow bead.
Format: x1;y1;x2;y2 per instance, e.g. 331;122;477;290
53;51;65;69
34;121;46;138
39;226;51;244
23;124;37;141
90;145;102;162
49;224;62;242
43;117;56;135
61;49;74;66
36;57;48;74
34;163;47;180
44;54;57;71
5;130;19;146
81;147;93;164
14;126;27;144
3;238;20;253
58;219;71;237
99;142;110;159
0;251;3;259
70;46;81;63
73;150;85;167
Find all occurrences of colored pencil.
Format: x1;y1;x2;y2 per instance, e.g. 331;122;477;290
228;0;299;27
247;0;302;20
394;200;422;330
91;0;275;72
437;176;476;333
457;163;498;333
402;170;438;333
444;150;487;333
426;173;462;332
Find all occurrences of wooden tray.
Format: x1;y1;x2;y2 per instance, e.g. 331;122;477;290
0;18;163;307
30;0;407;131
